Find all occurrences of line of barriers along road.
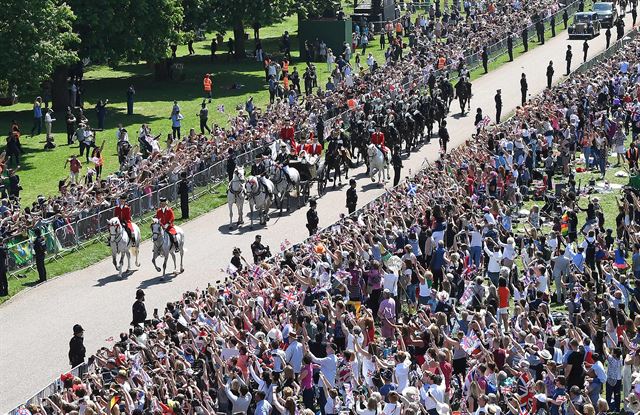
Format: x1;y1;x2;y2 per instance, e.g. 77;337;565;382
5;0;583;279
5;5;599;414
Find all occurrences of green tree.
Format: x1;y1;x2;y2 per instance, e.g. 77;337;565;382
293;0;341;19
182;0;216;32
69;0;183;65
0;0;78;94
210;0;294;59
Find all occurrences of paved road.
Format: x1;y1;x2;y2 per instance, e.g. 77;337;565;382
0;17;634;412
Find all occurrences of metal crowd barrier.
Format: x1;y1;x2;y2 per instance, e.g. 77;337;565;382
5;146;266;277
7;362;92;415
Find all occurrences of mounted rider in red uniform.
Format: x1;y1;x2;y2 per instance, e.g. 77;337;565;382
156;197;179;252
115;195;135;245
371;127;387;154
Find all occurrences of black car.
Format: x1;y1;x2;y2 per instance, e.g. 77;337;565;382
592;1;618;27
568;12;602;38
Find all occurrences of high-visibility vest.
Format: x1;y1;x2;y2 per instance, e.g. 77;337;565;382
437;57;446;69
203;77;212;92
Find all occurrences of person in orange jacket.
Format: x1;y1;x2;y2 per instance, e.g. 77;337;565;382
203;74;212;103
156;197;179;252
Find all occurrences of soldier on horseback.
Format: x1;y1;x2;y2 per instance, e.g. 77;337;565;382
156;197;179;252
371;125;387;154
115;195;136;246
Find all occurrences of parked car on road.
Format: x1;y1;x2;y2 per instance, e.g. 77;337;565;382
568;12;602;39
592;2;618;27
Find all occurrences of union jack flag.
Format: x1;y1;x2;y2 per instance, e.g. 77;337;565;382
283;290;298;303
280;239;291;252
460;285;474;304
476;115;491;129
460;331;480;354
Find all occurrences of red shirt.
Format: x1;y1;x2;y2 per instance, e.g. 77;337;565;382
69;159;81;173
498;286;510;308
439;361;453;391
280;126;295;141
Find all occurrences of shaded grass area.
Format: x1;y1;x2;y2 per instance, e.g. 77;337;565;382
0;11;392;204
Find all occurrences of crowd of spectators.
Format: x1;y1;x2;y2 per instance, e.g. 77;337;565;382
13;1;640;415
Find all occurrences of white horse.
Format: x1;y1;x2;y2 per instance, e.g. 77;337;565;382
245;176;274;227
227;165;246;229
264;159;300;212
150;219;185;279
108;217;141;278
367;144;391;183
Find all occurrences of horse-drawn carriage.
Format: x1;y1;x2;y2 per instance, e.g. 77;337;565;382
289;153;326;202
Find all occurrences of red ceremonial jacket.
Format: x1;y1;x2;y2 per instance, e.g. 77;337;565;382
115;205;132;223
371;131;385;147
304;143;323;156
280;126;295;141
156;207;177;235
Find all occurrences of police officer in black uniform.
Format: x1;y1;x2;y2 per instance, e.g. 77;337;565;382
178;171;190;219
495;89;503;123
251;235;270;263
481;46;488;73
520;73;528;106
507;32;514;61
522;26;529;52
0;239;7;296
546;61;554;89
68;324;86;368
346;179;358;214
131;289;147;326
306;199;319;236
34;227;47;283
392;145;404;186
565;45;573;75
